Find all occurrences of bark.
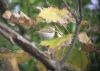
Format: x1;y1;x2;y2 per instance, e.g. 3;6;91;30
0;22;55;70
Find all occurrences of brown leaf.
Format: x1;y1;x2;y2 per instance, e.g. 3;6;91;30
2;11;36;29
2;11;12;20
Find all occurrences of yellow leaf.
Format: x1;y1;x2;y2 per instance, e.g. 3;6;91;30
38;7;75;25
38;7;60;23
40;34;72;49
0;50;32;64
59;8;69;16
78;32;92;44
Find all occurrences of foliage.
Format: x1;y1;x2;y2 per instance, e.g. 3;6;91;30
0;0;100;71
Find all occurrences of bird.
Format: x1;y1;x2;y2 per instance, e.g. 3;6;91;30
38;26;55;40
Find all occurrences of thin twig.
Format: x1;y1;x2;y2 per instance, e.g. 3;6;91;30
62;0;79;23
60;0;82;65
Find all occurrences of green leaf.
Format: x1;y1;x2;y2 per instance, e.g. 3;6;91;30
55;46;89;70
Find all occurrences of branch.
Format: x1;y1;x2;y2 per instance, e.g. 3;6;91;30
0;1;56;70
0;22;55;70
62;0;79;23
60;0;83;65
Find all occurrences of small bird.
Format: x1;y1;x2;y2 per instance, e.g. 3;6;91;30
38;27;55;40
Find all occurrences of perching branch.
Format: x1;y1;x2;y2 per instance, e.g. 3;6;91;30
60;0;83;66
0;1;56;70
0;22;55;70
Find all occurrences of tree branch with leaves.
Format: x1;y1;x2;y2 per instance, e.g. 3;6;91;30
60;0;83;67
0;0;89;71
